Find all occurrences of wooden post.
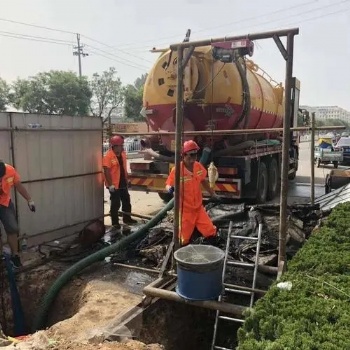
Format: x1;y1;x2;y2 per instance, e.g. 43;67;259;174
310;112;316;205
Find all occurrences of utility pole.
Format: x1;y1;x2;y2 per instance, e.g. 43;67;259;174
73;33;89;77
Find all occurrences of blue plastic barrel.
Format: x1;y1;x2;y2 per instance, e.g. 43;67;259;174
174;244;225;301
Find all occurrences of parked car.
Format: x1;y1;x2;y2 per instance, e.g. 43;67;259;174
314;137;343;168
335;137;350;164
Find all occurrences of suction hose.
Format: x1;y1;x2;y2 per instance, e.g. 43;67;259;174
32;149;211;332
32;199;174;332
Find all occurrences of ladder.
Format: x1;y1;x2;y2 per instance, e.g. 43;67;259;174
211;221;263;350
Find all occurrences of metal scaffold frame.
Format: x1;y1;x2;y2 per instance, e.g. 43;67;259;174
170;27;299;267
134;27;302;321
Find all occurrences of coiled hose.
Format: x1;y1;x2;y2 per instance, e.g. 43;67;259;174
32;198;174;332
32;150;211;332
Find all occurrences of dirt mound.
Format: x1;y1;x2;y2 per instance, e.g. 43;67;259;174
4;279;162;350
5;331;163;349
48;280;141;342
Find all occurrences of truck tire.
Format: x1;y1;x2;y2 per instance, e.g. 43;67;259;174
256;161;268;204
333;161;339;169
317;158;321;168
158;192;173;203
267;158;279;200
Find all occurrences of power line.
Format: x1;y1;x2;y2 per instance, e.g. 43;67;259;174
85;44;150;70
0;29;73;44
116;0;319;49
88;49;148;71
0;17;74;35
0;27;149;71
123;0;350;51
0;16;153;68
0;32;73;46
282;5;350;28
81;34;154;64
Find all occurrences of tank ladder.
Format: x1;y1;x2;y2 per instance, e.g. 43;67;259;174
211;221;263;350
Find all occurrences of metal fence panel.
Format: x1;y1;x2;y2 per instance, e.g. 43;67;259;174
0;113;12;164
1;113;104;245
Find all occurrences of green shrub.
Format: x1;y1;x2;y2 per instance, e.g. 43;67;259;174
237;202;350;350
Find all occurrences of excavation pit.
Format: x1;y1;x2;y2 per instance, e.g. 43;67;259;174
0;258;164;349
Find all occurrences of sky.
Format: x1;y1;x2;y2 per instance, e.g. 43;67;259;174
0;0;349;109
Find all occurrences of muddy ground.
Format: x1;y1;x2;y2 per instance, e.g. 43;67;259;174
0;256;162;349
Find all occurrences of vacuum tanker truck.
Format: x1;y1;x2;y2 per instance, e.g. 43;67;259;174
128;39;300;203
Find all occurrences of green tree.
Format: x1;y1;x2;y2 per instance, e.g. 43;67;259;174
124;73;148;121
0;78;10;111
323;118;349;128
90;67;123;123
134;73;148;90
315;119;325;127
10;71;92;115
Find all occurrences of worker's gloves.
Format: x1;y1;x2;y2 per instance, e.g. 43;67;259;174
108;185;116;193
167;186;175;195
28;200;36;212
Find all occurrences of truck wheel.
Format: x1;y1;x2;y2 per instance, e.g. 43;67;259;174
317;158;321;168
256;161;268;204
158;192;173;203
333;161;339;169
267;158;279;200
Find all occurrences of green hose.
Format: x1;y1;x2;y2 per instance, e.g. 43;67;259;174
33;151;210;332
32;198;174;332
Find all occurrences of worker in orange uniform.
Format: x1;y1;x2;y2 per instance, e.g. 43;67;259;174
0;160;35;268
165;140;218;245
103;135;137;229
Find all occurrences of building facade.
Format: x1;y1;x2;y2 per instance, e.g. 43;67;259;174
300;105;350;122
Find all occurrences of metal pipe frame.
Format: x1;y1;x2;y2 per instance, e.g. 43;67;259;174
143;286;246;316
112;263;160;275
173;46;184;253
0;128;102;132
21;171;102;184
114;125;346;137
165;27;302;276
278;32;295;266
169;28;299;50
310;112;316;205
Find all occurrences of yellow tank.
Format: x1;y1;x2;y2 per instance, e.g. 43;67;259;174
143;46;285;150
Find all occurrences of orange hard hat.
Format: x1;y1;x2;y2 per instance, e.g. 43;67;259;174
110;135;124;146
182;140;200;154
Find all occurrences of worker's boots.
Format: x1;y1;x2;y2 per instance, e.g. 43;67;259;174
123;215;138;225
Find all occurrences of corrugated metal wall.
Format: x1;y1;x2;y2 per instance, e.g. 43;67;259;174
0;112;104;246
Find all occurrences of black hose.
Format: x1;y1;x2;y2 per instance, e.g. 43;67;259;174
233;54;251;129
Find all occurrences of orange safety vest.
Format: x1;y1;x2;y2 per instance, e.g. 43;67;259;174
0;164;20;207
166;161;207;211
102;149;128;188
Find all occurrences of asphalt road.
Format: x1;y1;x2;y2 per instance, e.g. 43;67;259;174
104;142;345;224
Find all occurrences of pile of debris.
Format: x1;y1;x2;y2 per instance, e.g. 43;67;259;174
135;202;324;272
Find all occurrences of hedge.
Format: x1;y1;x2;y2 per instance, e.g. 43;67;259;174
237;202;350;350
